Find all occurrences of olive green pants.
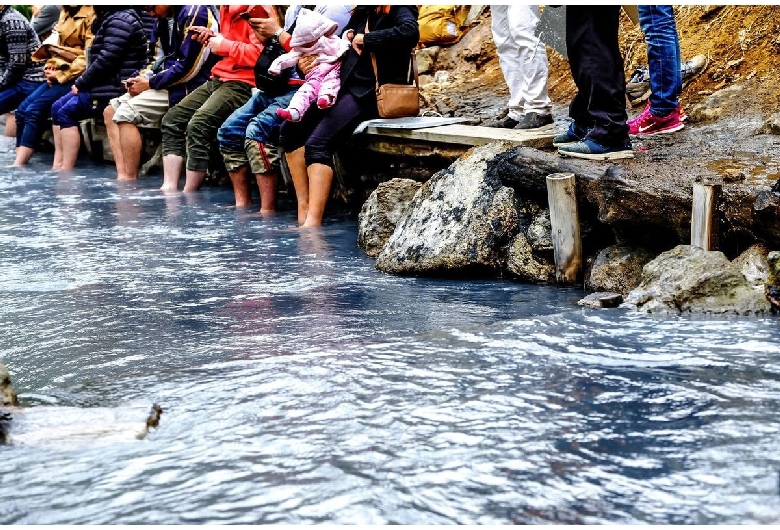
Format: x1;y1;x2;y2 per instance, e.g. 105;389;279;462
161;78;253;172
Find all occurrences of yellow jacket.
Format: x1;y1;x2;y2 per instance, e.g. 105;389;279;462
34;6;96;85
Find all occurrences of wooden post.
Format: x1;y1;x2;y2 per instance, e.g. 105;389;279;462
691;182;721;250
546;172;582;283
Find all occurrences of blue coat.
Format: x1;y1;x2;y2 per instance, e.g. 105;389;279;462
74;7;148;101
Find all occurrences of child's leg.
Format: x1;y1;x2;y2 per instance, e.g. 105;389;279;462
277;66;327;121
317;63;342;109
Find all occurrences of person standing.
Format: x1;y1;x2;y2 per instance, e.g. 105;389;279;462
627;5;685;136
555;5;633;161
483;5;553;130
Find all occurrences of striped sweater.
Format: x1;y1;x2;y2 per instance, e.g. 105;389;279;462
0;7;45;89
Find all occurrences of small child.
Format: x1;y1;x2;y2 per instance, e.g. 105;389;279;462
270;8;350;122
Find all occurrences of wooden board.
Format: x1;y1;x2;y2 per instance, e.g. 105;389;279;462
361;123;555;149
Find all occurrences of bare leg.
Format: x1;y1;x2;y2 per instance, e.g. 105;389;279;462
161;154;184;191
117;122;143;180
183;170;207;192
228;166;253;207
4;113;15;138
103;106;126;178
59;126;81;170
256;171;278;213
51;125;63;170
285;147;308;225
13;146;35;166
302;163;333;227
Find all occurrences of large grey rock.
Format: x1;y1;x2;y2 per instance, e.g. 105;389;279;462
376;142;519;275
731;243;770;291
415;46;439;75
622;245;772;315
357;178;422;258
578;292;623;309
506;232;555;283
586;245;655;295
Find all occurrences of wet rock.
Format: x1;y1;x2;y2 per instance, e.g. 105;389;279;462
376;142;519;276
758;112;780;135
506;232;555;283
0;361;16;407
622;245;772;315
687;84;744;123
357;178;422;258
732;243;770;290
766;251;780;310
578;292;624;309
1;361;16;445
586;245;655;295
526;210;553;254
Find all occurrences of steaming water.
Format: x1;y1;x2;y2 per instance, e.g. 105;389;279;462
1;140;779;524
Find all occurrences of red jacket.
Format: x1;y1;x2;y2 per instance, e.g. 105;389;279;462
210;5;267;86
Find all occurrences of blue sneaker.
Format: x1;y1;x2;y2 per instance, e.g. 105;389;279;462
557;138;634;160
552;122;588;147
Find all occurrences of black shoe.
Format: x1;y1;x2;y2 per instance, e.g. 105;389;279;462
514;112;554;130
483;116;520;129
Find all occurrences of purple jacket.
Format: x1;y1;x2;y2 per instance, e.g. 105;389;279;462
142;5;220;106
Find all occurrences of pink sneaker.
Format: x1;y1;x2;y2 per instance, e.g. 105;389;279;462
629;103;684;136
627;103;652;133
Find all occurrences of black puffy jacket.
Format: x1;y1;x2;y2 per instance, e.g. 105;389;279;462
74;7;148;101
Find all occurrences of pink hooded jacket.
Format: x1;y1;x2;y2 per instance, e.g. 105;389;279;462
268;7;350;76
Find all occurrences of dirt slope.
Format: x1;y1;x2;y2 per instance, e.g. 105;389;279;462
424;5;780;124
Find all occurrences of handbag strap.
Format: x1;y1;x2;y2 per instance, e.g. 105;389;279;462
365;19;419;91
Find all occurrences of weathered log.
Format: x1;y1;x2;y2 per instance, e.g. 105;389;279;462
485;145;780;255
546;173;581;283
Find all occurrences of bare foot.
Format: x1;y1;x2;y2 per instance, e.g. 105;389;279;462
159;184;178;193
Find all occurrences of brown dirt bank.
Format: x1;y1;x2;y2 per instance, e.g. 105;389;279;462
415;5;780;257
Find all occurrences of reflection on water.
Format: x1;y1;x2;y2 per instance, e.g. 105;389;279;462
1;139;780;524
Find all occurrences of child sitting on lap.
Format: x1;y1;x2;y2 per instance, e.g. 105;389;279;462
270;8;350;122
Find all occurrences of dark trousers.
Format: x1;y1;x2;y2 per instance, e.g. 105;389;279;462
565;6;629;147
279;91;377;169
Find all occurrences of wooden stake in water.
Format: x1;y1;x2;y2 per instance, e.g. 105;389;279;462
691;183;721;250
546;172;582;283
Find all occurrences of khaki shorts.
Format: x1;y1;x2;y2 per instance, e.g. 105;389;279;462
222;138;281;174
110;89;170;128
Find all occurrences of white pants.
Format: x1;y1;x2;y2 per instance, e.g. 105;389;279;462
490;5;552;120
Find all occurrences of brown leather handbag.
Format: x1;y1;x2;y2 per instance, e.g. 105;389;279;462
366;22;420;118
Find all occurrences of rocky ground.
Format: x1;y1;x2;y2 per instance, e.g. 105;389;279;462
417;5;780;201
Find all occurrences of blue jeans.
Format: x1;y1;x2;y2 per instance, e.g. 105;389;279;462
15;81;73;148
0;79;45;115
638;5;681;116
51;91;104;129
217;87;296;154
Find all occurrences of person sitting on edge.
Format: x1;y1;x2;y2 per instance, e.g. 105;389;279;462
159;4;268;193
49;6;148;171
0;6;46;124
103;5;219;181
216;4;351;213
13;5;95;167
279;5;419;227
271;8;350;123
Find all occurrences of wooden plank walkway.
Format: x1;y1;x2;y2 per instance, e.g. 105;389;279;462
356;117;556;149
